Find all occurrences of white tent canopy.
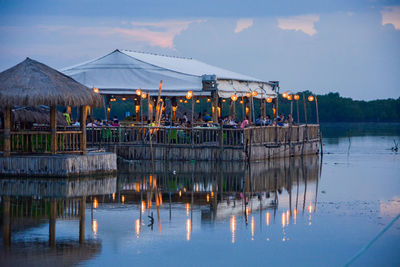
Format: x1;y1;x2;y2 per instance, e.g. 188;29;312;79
62;49;277;99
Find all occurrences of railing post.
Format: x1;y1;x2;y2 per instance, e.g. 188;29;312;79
3;106;11;157
50;106;57;154
80;105;87;155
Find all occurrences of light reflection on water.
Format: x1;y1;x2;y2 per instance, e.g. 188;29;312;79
1;124;399;266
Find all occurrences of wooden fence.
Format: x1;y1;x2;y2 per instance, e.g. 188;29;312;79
0;125;319;154
0;128;82;154
86;124;319;149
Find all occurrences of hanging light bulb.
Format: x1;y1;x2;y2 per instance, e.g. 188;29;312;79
266;97;273;103
246;92;252;98
179;99;183;103
141;92;147;99
93;87;99;93
231;94;238;102
287;94;293;101
282;92;288;98
196;99;200;103
207;98;211;103
252;91;258;97
136;89;142;96
308;95;315;102
294;94;300;101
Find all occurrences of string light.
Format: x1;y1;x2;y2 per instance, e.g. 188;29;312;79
231;94;238;102
186;90;193;100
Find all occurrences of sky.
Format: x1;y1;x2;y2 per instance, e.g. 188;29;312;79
0;0;399;100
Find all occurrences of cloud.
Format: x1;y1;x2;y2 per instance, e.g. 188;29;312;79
381;6;400;30
234;19;254;33
40;19;204;49
277;14;320;36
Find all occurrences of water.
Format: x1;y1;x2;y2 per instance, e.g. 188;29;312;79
1;123;399;266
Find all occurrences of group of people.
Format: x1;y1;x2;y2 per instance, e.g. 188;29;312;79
220;113;295;129
63;106;295;129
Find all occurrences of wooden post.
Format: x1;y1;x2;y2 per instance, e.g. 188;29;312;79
241;96;245;121
80;105;87;155
290;100;293;117
315;96;320;125
230;99;236;119
50;106;57;154
260;98;266;118
211;91;218;123
303;94;308;125
246;98;251;121
2;196;11;247
296;100;300;124
49;199;57;247
3;106;11;157
79;197;86;244
172;106;177;122
148;95;153;123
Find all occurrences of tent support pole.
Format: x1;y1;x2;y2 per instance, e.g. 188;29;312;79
211;91;218;123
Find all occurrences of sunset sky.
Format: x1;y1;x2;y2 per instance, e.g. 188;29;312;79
0;0;399;100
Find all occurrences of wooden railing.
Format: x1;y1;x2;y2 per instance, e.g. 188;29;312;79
1;125;319;154
86;124;319;149
1;129;82;154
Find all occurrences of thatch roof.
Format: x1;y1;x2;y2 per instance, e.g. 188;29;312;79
11;106;67;126
0;58;104;107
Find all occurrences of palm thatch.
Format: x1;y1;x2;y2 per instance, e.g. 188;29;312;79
11;106;67;126
0;58;104;107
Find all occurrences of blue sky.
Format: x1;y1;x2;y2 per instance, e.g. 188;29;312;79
0;0;399;99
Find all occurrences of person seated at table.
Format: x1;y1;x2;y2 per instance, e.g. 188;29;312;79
255;115;265;126
264;115;272;126
287;113;294;125
203;112;212;122
224;116;237;128
112;120;120;127
240;117;250;129
87;117;96;127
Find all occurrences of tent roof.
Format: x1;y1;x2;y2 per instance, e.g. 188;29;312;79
0;58;104;107
62;49;277;98
120;49;261;81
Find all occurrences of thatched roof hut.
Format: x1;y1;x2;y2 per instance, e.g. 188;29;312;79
0;58;104;107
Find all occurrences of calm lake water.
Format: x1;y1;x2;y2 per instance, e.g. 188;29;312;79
1;123;399;266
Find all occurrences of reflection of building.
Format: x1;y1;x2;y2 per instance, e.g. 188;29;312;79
0;176;116;264
109;156;319;222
